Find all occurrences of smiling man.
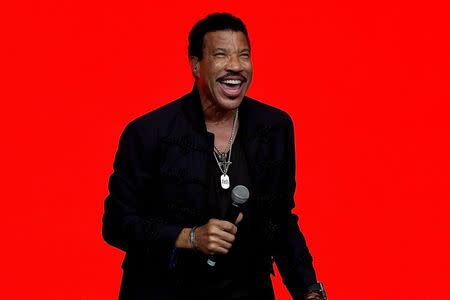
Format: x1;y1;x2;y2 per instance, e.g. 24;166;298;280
103;13;325;300
192;29;252;112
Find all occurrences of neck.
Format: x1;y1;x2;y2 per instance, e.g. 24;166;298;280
199;94;236;125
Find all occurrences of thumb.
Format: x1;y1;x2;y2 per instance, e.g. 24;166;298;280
235;212;244;225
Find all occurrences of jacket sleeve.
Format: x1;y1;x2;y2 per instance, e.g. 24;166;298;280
102;121;183;253
273;117;318;300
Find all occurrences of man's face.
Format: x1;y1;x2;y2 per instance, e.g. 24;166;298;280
193;30;253;112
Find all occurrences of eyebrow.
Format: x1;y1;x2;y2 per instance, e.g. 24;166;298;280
213;48;250;52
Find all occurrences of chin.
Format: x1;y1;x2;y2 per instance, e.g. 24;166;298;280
215;90;248;110
216;96;244;111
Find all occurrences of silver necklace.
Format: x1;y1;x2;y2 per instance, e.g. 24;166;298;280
213;108;238;189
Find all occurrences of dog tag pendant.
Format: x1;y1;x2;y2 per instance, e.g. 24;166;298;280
220;174;230;189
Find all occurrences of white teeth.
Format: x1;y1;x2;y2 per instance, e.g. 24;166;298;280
222;79;242;85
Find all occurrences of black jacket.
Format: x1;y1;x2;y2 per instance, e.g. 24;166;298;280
102;87;317;299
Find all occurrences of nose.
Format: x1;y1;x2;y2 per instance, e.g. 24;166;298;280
225;54;244;73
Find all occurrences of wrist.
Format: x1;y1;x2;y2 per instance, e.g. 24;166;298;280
188;226;198;250
303;282;326;300
304;291;322;300
175;228;191;249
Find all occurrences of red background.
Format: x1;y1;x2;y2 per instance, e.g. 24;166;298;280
2;0;449;299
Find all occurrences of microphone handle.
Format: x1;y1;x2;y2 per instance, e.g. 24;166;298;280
207;204;241;268
225;203;241;223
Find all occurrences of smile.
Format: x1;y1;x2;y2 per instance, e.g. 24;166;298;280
218;79;245;98
221;79;242;86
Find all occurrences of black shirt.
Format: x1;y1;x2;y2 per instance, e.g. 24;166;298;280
176;128;274;300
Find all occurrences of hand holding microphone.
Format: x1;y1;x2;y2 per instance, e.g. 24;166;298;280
196;185;249;267
193;213;243;256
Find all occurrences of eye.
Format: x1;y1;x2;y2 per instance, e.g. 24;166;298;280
214;53;226;58
240;52;250;59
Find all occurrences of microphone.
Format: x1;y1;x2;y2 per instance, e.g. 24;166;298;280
207;185;249;267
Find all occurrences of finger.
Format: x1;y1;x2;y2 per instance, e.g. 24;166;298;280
204;238;230;255
210;245;230;255
212;228;236;243
208;218;220;226
216;221;238;235
235;212;243;225
209;237;233;250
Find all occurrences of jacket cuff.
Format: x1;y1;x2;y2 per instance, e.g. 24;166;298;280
154;223;184;246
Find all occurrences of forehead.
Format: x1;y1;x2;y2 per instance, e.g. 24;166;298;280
203;30;250;50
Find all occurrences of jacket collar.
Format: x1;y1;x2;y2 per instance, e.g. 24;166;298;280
180;84;209;136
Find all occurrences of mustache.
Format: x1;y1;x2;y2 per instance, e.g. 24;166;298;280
218;72;247;82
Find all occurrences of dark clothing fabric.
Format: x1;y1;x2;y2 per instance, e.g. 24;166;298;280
103;86;317;300
194;132;257;298
119;268;274;300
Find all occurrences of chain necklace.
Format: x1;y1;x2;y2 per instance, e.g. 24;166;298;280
212;108;238;189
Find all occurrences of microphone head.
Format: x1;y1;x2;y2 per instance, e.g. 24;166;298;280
231;185;249;205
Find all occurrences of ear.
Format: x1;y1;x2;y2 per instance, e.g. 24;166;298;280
189;56;200;78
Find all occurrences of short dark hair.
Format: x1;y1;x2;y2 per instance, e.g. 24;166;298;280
188;12;250;60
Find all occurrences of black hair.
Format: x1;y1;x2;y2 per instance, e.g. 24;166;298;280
188;12;250;60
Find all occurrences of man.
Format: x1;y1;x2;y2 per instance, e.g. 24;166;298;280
103;12;326;300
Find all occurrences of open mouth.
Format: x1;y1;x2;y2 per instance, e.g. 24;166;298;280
217;77;246;98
